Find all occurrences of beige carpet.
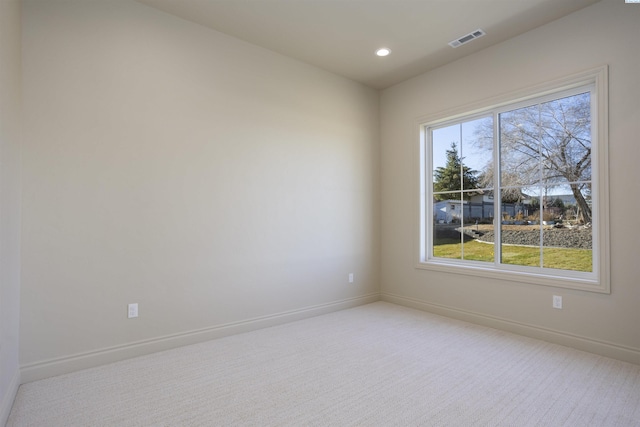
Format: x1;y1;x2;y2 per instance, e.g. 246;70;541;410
8;302;640;426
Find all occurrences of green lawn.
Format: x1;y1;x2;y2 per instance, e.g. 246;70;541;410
433;240;592;272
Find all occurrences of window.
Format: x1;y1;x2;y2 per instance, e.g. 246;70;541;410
417;67;609;292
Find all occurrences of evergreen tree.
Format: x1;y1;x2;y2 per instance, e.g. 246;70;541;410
433;142;479;201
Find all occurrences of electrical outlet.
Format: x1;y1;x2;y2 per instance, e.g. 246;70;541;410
348;273;354;283
552;295;563;309
128;303;139;318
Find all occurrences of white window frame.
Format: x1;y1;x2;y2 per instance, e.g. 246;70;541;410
416;66;610;293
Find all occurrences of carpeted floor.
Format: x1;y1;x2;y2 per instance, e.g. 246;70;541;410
7;302;640;426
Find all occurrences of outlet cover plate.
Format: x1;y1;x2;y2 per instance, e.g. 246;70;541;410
128;303;139;318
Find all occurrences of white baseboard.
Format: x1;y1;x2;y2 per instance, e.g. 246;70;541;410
381;292;640;366
21;293;381;384
1;369;21;426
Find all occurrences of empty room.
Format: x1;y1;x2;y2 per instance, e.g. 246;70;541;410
1;0;639;425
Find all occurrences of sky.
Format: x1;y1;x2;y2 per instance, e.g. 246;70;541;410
430;116;585;199
431;116;492;179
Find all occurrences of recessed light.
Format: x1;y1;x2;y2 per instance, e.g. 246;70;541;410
375;48;391;57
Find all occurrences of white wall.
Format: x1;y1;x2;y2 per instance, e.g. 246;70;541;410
0;0;22;423
20;0;380;381
380;0;640;363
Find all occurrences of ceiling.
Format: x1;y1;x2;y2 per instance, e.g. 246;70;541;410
136;0;600;89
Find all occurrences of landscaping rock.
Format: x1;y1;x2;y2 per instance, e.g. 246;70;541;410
477;228;592;249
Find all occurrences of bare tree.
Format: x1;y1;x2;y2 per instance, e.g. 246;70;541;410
475;92;592;223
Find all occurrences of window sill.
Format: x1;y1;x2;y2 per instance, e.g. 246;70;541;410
416;259;610;294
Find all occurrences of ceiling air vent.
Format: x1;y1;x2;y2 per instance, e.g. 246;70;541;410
448;29;486;48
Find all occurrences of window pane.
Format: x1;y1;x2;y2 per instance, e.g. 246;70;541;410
542;186;593;272
500;187;542;267
432;124;462;195
500;106;541;187
432;193;496;263
539;93;592;187
498;91;593;271
433;117;491;197
461;116;493;193
461;195;494;263
433;192;463;260
431;117;494;263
